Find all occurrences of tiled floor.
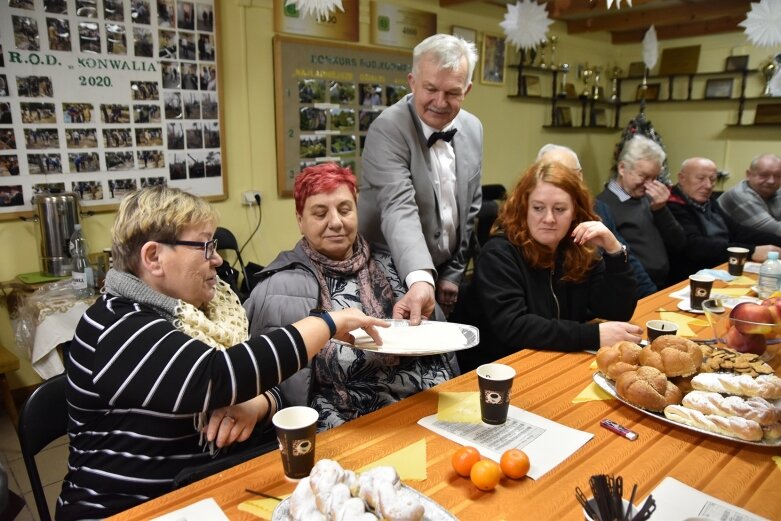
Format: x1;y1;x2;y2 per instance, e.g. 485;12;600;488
0;411;68;521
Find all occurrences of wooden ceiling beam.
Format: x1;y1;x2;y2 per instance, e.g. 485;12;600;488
610;15;746;44
566;0;750;34
548;0;658;18
439;0;477;6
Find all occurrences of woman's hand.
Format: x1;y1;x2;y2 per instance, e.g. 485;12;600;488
598;321;643;347
205;395;268;448
571;221;622;254
330;308;390;346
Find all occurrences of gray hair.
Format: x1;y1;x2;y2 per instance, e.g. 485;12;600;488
412;34;478;88
617;135;665;175
749;153;781;172
536;144;581;169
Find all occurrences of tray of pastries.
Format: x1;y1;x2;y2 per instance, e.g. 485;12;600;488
593;336;781;447
273;459;457;521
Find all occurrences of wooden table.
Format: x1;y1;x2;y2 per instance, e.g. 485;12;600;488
109;271;781;520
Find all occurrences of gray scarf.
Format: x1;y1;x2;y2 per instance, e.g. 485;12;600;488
104;268;179;322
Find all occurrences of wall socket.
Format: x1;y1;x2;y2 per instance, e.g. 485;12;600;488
243;191;262;206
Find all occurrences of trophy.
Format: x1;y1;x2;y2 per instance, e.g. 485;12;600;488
537;39;548;69
548;35;558;70
609;66;622;102
579;64;594;99
592;66;603;100
759;55;780;97
558;63;570;98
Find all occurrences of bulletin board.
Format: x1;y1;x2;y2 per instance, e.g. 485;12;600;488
0;0;226;220
273;35;412;196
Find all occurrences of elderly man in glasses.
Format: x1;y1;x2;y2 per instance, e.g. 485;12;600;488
597;135;685;288
717;153;781;236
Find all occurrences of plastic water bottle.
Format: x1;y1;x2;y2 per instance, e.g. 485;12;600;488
69;224;94;297
757;251;781;299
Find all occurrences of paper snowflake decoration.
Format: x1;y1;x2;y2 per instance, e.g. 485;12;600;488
642;25;658;71
500;0;554;51
285;0;344;21
606;0;633;9
739;0;781;47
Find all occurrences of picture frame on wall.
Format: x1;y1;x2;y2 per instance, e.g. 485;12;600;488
451;25;476;43
725;55;749;72
553;106;572;127
481;34;506;85
522;75;541;97
628;61;646;78
704;78;734;99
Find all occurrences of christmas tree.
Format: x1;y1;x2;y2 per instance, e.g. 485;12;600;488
611;112;670;184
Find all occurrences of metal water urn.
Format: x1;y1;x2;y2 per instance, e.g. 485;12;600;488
30;192;80;276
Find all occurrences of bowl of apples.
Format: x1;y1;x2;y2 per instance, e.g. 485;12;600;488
702;297;781;358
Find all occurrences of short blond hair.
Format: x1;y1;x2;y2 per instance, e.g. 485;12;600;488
111;185;219;275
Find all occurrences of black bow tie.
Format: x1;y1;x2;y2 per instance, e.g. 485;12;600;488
427;128;457;147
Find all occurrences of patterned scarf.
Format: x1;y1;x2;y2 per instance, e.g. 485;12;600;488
300;235;394;318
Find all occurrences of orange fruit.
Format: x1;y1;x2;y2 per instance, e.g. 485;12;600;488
470;459;501;491
451;446;481;477
500;449;530;479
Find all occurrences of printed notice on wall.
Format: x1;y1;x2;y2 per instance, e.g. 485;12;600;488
0;0;226;219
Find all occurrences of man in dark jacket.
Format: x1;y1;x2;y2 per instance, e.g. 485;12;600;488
667;157;781;283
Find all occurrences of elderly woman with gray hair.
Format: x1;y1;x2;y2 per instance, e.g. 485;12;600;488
57;186;386;520
596;135;685;288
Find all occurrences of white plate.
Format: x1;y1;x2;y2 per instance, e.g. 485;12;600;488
677;300;705;314
271;484;458;521
592;372;781;447
337;319;479;356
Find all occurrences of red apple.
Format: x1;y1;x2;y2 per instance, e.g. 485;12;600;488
725;325;767;355
729;302;775;335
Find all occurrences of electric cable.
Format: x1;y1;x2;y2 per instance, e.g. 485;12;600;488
235;194;262;266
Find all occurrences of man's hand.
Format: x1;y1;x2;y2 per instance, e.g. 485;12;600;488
393;281;435;325
752;245;781;262
644;180;671;211
436;279;459;318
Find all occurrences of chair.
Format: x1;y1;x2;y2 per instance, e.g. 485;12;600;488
17;373;68;521
214;227;252;301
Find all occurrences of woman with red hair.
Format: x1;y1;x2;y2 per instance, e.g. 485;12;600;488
245;163;455;430
457;161;641;373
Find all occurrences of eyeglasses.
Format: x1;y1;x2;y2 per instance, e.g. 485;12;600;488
159;239;218;260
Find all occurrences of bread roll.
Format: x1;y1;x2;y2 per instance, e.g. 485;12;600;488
596;341;642;380
639;336;703;377
690;373;781;400
616;366;682;412
762;423;781;441
664;404;763;442
681;391;779;426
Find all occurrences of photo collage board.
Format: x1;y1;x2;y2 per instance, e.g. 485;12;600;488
0;0;224;218
273;35;412;196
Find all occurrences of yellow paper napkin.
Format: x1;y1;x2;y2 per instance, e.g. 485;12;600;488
727;276;756;287
589;360;598;370
712;287;752;297
573;381;614;403
773;456;781;472
436;391;482;424
358;438;428;480
238;494;289;520
658;311;708;337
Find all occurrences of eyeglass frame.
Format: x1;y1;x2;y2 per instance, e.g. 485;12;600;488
158;239;219;260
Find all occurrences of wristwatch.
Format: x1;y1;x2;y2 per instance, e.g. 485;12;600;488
605;243;628;263
309;308;337;337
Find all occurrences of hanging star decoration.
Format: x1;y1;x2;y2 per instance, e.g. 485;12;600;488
500;0;554;51
606;0;633;9
285;0;344;21
739;0;781;47
642;25;658;71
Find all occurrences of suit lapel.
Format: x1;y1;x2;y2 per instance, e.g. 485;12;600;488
452;114;469;227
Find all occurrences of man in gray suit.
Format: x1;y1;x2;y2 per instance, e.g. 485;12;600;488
359;34;483;324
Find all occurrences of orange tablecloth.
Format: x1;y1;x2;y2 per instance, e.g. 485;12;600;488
108;270;781;521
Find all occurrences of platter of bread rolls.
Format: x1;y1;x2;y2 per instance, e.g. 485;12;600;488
273;459;456;521
593;336;781;446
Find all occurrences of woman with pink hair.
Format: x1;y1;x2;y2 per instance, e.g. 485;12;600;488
244;163;456;430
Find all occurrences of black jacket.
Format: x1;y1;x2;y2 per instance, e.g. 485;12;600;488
457;235;637;373
667;185;781;284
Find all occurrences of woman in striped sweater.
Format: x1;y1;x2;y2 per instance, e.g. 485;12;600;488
56;186;386;520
